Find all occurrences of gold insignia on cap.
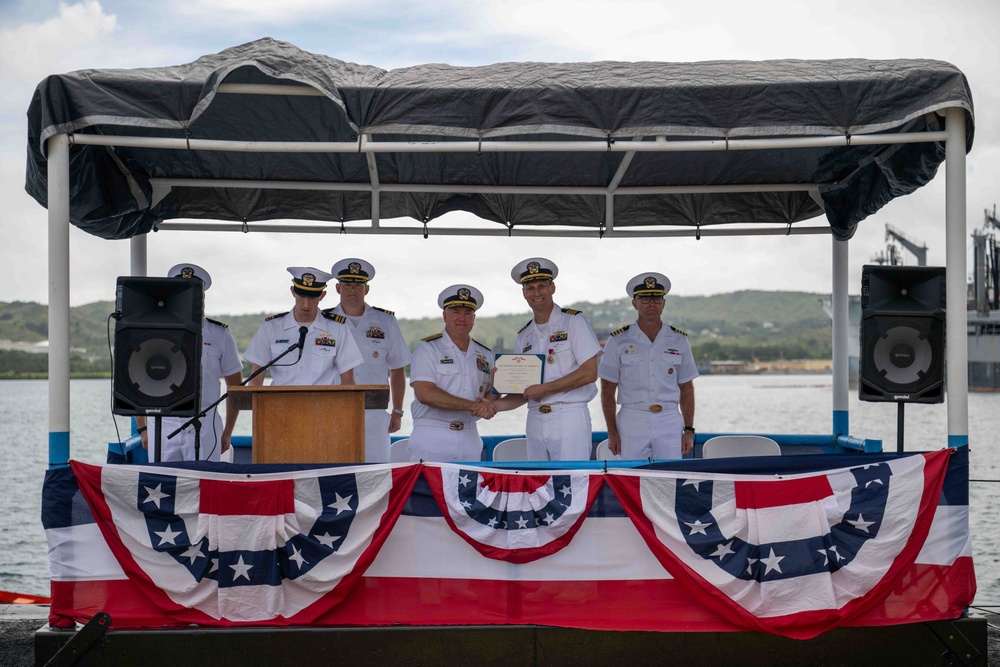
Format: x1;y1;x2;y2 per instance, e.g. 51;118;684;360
458;288;471;301
644;276;657;289
349;262;361;275
303;273;315;287
180;267;195;279
527;261;540;275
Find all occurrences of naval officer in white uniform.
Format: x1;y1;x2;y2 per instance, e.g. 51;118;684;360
244;267;364;387
136;263;244;462
599;272;698;459
506;257;602;461
407;284;500;462
326;258;411;462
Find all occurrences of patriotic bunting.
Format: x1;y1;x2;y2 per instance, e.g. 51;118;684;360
70;461;419;624
604;449;954;638
422;464;603;563
47;450;971;636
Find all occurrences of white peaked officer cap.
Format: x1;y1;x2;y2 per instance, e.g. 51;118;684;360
511;257;558;284
167;263;212;290
627;272;671;298
438;284;484;311
331;258;375;283
287;266;333;296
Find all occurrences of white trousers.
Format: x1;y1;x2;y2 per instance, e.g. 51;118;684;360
617;406;683;460
525;404;592;461
408;423;483;462
364;409;391;463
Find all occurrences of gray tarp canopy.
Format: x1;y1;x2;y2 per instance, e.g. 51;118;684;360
24;37;974;241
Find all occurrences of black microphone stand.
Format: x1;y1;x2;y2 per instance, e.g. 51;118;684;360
168;335;307;454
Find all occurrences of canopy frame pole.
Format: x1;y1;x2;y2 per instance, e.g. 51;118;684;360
130;236;147;276
945;107;969;447
47;133;71;469
605;148;638;235
364;134;380;230
152;221;832;238
69;131;949;154
831;237;849;437
148;177;821;196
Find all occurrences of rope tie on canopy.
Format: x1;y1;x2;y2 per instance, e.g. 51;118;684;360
241;218;248;233
696;222;701;241
786;221;793;236
340;220;346;234
423;218;429;239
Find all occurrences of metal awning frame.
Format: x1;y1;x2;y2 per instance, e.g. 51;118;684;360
44;107;970;466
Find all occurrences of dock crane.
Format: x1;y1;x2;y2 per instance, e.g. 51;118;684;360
871;224;929;266
972;206;1000;313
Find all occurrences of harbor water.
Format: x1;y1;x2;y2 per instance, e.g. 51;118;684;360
1;376;997;610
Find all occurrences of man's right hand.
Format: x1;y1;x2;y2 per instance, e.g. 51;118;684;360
608;433;622;456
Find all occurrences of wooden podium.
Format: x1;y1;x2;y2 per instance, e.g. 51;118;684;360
229;384;389;464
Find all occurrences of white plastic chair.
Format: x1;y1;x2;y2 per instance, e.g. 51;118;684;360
594;439;620;460
389;438;411;462
702;435;781;459
491;437;529;462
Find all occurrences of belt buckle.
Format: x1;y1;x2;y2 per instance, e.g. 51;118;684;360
649;404;663;413
449;421;465;431
538;405;553;414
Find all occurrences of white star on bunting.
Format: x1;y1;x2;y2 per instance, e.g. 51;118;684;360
143;483;170;509
229;555;253;581
154;523;182;546
328;492;354;515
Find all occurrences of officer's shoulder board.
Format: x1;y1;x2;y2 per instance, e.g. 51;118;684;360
561;307;582;315
265;312;288;321
205;317;228;329
422;333;443;342
472;337;491;352
670;325;689;336
323;312;347;324
517;319;532;334
372;306;395;316
610;324;630;337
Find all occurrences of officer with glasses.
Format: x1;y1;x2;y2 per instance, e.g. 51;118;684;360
599;272;698;460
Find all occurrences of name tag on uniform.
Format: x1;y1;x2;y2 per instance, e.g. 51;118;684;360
440;356;454;364
522;344;532;353
549;331;568;343
366;326;385;339
275;339;290;344
315;335;337;347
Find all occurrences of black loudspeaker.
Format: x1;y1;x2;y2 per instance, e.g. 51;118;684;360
112;277;204;416
859;265;946;403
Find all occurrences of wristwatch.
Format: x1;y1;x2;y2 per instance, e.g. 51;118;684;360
683;426;696;434
391;408;405;417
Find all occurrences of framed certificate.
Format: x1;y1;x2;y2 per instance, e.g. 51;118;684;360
492;354;544;394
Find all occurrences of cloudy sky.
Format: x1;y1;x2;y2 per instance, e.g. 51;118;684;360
2;0;998;319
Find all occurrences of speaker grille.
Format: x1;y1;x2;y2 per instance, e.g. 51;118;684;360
125;331;192;399
866;318;938;389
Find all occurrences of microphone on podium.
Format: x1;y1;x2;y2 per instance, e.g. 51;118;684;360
297;326;308;360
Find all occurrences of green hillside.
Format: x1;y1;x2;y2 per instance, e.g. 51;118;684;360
0;290;834;378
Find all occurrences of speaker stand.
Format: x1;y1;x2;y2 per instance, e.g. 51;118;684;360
896;402;905;453
154;419;163;463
